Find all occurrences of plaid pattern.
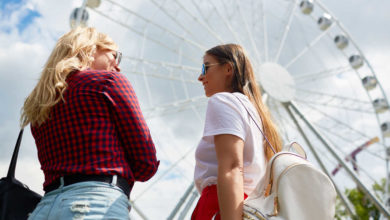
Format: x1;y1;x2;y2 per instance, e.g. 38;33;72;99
31;70;159;190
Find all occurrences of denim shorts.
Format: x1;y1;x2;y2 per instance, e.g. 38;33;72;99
28;181;131;220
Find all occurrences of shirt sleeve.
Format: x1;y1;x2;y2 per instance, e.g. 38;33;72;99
104;72;159;182
204;93;246;141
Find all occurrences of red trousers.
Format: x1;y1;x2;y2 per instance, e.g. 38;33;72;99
191;185;248;220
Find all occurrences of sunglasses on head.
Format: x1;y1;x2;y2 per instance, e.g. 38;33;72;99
201;63;221;76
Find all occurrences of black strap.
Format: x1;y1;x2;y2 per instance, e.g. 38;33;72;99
233;95;276;154
7;129;24;179
44;174;132;198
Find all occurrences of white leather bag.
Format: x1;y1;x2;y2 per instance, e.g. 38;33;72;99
243;143;337;220
234;95;337;220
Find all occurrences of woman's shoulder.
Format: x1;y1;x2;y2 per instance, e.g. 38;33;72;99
209;92;235;101
209;92;247;105
209;92;258;119
76;69;121;79
207;92;249;114
71;70;126;85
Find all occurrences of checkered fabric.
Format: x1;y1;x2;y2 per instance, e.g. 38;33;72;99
31;70;159;190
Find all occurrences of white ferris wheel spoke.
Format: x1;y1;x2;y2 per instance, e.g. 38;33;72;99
284;21;335;69
91;8;197;64
143;96;207;119
294;65;352;83
302;103;387;150
92;1;206;64
208;0;244;46
132;145;196;202
294;98;373;114
186;0;233;45
273;0;299;63
319;129;384;183
104;0;207;50
146;0;199;41
137;31;154;108
123;57;199;83
293;88;373;113
173;0;225;43
261;0;269;61
124;56;199;74
316;122;372;150
124;69;198;84
268;99;299;142
317;123;386;161
235;0;263;63
271;98;385;161
295;88;372;105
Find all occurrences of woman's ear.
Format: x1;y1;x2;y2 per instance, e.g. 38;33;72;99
224;63;233;76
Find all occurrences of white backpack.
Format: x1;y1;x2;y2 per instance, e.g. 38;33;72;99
234;95;337;220
243;143;337;220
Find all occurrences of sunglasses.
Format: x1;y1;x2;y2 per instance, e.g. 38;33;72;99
201;63;221;76
115;51;122;66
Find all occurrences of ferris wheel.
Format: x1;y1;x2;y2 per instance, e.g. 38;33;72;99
70;0;390;218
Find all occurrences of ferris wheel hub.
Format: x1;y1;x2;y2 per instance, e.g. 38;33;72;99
258;62;295;103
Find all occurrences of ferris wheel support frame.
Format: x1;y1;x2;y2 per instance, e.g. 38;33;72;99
178;188;199;219
283;102;356;217
129;200;149;220
288;101;390;218
167;182;195;220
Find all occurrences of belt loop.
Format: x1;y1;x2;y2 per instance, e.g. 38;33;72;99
60;177;65;187
111;175;117;186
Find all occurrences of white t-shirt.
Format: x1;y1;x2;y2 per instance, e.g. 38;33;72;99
194;92;267;195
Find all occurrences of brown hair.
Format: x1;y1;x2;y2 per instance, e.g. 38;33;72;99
21;27;118;127
206;44;282;160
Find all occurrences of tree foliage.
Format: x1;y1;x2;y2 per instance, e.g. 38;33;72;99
335;178;387;220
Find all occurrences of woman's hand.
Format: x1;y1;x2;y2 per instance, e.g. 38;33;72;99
215;134;244;220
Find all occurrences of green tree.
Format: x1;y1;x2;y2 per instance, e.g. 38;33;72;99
335;178;387;220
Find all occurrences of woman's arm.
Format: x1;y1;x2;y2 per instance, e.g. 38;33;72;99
106;72;159;181
215;134;244;220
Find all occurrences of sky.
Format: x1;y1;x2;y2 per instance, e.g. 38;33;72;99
1;0;390;219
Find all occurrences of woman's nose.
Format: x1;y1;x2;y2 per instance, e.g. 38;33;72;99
115;65;121;72
198;74;204;81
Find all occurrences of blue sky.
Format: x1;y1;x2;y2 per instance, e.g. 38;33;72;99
17;9;41;32
0;0;22;9
0;0;41;33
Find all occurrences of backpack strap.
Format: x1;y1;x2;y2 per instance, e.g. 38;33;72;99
233;94;276;154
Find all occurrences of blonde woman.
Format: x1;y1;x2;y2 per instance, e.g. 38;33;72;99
22;27;159;219
192;44;282;220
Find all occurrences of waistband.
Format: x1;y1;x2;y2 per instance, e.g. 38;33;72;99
44;174;133;198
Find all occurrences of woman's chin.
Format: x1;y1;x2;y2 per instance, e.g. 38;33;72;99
205;91;214;97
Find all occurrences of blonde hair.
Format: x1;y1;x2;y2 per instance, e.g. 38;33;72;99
206;44;282;160
21;27;117;127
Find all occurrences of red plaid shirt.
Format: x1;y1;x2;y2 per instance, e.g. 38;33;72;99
31;70;159;190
